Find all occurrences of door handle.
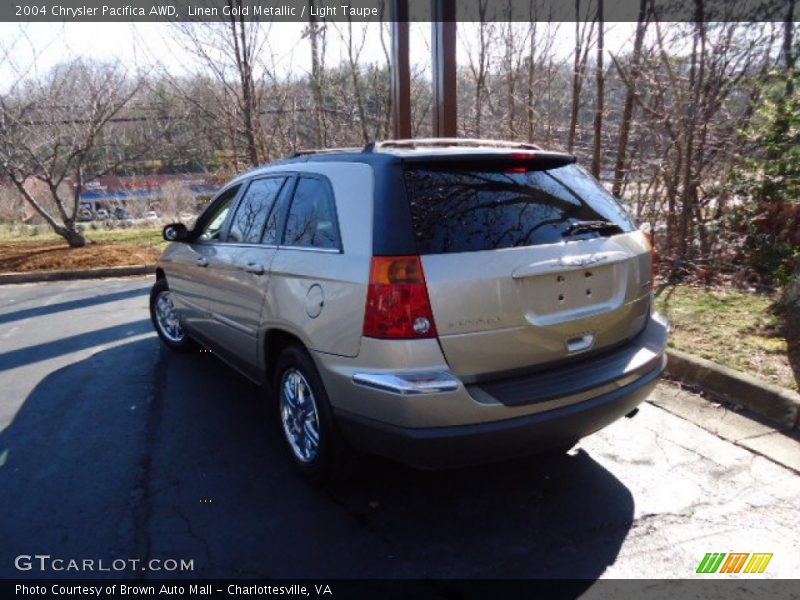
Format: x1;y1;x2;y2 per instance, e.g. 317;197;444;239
243;262;265;275
566;334;595;353
196;257;209;267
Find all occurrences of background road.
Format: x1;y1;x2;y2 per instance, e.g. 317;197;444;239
1;278;798;581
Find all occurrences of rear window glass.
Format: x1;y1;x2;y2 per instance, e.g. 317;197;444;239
405;164;635;254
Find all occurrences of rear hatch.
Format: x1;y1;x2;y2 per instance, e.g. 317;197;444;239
404;152;653;380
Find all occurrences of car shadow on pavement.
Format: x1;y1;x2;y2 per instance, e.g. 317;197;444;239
0;319;153;372
0;338;634;584
0;287;148;327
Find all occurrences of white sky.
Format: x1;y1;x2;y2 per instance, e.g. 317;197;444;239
0;21;637;90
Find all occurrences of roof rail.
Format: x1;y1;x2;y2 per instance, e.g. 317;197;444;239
289;147;362;158
372;138;542;151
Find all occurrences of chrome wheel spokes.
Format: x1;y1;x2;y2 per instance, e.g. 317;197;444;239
155;291;184;343
279;369;321;463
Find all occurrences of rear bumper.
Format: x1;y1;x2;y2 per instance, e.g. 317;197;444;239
335;353;665;469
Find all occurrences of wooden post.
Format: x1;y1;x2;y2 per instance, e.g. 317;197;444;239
391;0;412;139
431;0;457;137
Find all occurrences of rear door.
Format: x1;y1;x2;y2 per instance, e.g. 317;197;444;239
405;157;653;379
268;171;367;358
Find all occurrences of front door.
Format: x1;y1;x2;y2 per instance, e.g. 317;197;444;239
167;184;241;331
202;176;289;374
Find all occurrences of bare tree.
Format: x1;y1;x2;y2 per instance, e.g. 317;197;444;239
0;186;24;224
335;18;370;144
567;0;597;153
158;181;197;223
522;7;560;144
306;0;328;147
166;2;276;168
376;3;393;139
610;0;650;196
617;18;768;276
0;60;145;247
461;2;495;137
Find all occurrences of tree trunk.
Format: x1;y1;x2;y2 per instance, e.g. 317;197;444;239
612;0;648;197
308;1;327;147
770;0;796;163
677;14;705;276
506;22;516;138
779;268;800;313
526;20;536;143
472;13;489;138
229;7;260;166
591;0;604;178
346;20;370;144
568;5;593;153
55;225;87;248
568;14;581;153
378;17;393;139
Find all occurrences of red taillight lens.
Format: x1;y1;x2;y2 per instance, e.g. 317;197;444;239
363;256;438;339
643;232;659;284
506;153;534;173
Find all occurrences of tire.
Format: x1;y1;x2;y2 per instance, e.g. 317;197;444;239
149;278;196;352
273;344;346;481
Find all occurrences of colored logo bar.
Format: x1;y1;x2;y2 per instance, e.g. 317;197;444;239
696;553;773;574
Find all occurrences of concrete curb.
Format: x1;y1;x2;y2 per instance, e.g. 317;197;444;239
0;265;155;285
666;348;800;429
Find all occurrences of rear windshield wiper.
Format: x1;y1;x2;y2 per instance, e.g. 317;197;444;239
562;220;623;237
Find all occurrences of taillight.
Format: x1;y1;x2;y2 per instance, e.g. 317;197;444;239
643;231;659;284
507;153;534;173
363;256;437;339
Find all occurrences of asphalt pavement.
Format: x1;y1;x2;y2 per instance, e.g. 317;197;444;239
0;277;798;581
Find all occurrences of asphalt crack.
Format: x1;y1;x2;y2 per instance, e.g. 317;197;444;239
129;345;169;579
172;504;213;571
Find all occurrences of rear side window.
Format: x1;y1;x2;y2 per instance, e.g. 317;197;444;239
282;177;341;250
228;177;285;244
404;164;634;254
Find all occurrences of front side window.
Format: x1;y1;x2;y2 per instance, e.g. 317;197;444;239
282;177;341;250
228;177;286;244
196;185;241;241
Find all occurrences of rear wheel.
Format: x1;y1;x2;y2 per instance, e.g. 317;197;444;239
150;278;195;351
274;344;345;480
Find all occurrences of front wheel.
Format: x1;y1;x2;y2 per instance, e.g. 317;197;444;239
149;278;195;351
274;345;345;480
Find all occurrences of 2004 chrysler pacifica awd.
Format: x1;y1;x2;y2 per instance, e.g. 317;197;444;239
149;139;668;478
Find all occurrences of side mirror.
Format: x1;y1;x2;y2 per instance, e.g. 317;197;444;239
163;223;189;242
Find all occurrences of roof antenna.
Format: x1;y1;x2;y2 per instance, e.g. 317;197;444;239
363;141;375;153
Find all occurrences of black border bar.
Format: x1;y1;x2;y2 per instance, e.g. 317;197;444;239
4;579;800;600
3;0;795;23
